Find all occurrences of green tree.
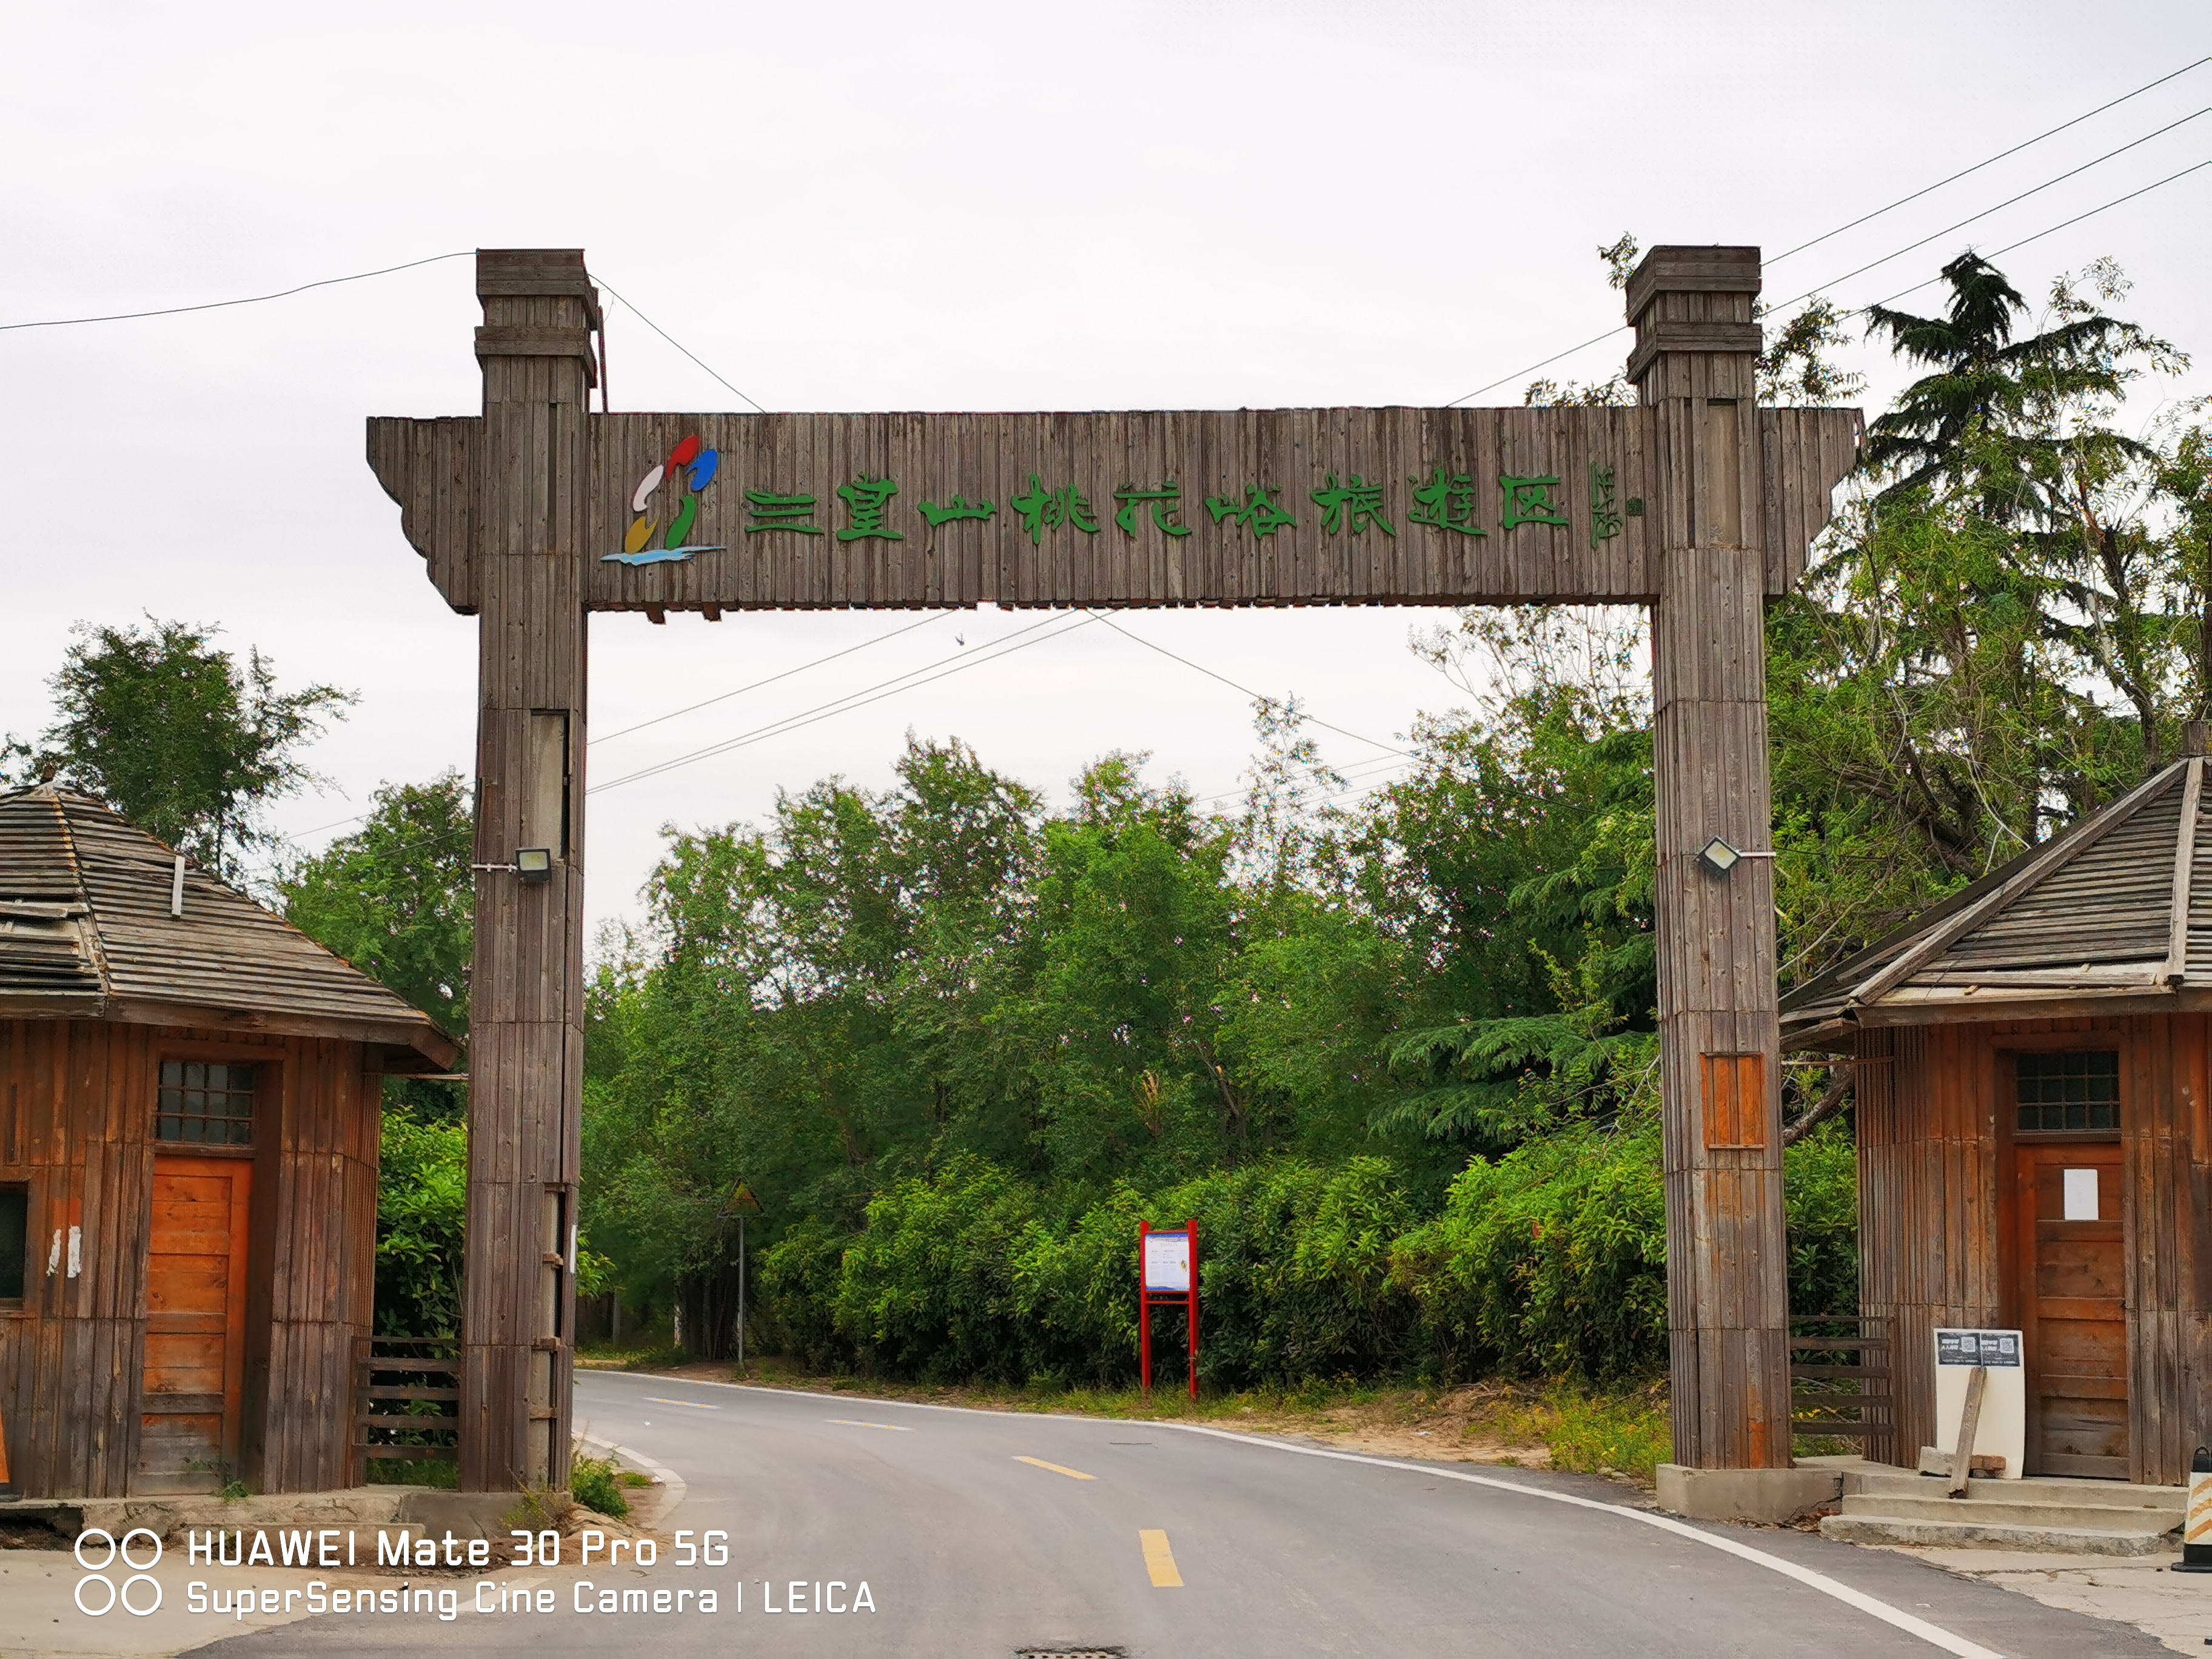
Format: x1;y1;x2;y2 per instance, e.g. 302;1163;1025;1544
281;773;474;1039
4;617;351;879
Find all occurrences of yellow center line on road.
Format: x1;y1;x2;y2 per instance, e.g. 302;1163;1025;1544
1139;1529;1183;1587
826;1419;913;1431
1013;1456;1096;1480
641;1396;719;1409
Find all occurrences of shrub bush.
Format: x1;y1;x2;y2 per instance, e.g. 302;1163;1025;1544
751;1133;1855;1389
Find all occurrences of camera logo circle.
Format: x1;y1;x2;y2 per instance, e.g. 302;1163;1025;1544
73;1527;163;1616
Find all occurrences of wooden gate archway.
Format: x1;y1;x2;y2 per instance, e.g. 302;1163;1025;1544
367;246;1860;1488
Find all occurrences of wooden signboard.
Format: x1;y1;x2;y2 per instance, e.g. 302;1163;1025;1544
369;244;1859;1489
374;404;1856;614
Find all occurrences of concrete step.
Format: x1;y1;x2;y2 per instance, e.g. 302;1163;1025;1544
1819;1512;2177;1555
1838;1492;2181;1531
1842;1467;2184;1515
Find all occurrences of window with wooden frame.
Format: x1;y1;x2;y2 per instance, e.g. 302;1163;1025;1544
2014;1050;2119;1134
0;1186;26;1303
156;1060;257;1147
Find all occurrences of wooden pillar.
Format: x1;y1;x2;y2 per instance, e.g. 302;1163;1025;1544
460;250;595;1491
1629;246;1792;1469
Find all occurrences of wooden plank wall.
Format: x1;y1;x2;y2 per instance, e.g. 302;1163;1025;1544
366;406;1860;615
0;1019;378;1497
1855;1013;2210;1486
1854;1022;2002;1470
2120;1011;2206;1487
254;1036;381;1492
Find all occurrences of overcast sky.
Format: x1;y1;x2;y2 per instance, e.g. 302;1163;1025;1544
5;1;2208;942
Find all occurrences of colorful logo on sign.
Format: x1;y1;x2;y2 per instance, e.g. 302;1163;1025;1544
603;434;724;566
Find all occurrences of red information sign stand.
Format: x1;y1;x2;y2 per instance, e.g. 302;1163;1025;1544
1138;1219;1199;1401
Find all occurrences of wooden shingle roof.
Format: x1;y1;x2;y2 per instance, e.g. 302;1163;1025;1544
1781;754;2208;1049
0;785;458;1070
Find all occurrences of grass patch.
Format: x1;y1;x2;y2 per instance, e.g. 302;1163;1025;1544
577;1342;692;1372
1458;1381;1671;1480
569;1454;631;1520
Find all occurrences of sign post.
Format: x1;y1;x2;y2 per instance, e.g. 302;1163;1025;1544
1139;1221;1199;1401
725;1182;764;1370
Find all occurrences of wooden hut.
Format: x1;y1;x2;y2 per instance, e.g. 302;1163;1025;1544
1781;749;2210;1486
0;785;457;1498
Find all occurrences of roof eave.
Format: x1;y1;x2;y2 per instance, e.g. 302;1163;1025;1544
0;995;461;1073
1851;983;2209;1028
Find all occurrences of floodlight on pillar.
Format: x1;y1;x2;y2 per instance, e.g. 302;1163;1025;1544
515;847;555;884
1697;837;1777;877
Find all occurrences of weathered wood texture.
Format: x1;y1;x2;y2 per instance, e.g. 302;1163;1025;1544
136;1156;250;1493
0;1020;379;1497
0;785;456;1068
1636;247;1791;1469
458;249;591;1492
2016;1141;2127;1477
367;406;1858;614
1783;757;2205;1033
1855;1013;2209;1486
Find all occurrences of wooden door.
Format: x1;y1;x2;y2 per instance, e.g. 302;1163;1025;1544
136;1156;251;1493
2015;1143;2127;1477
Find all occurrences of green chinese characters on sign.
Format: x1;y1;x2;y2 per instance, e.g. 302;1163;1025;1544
1205;484;1297;538
1407;467;1484;536
918;495;996;528
1113;481;1192;538
1312;473;1395;537
1589;462;1623;549
1008;475;1100;545
1499;475;1569;531
744;489;824;535
836;475;903;542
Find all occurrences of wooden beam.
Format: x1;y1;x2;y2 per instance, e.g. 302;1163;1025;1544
366;407;1859;614
2167;756;2202;983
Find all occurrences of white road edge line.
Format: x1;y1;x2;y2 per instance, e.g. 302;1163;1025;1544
575;1430;689;1526
576;1373;1996;1657
1161;1425;1999;1659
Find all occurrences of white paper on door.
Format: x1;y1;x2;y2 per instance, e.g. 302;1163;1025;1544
2062;1167;2099;1221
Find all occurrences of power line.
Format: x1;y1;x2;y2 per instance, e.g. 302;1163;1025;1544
1449;152;2212;407
1191;751;1415;811
593;611;954;743
1085;612;1410;757
594;275;769;415
0;250;473;333
290;611;960;840
1443;325;1629;409
1849;156;2212;318
1444;60;2212;406
586;612;1096;794
1763;106;2210;321
1767;57;2212;263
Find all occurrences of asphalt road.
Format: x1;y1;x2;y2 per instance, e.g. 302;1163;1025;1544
189;1370;2172;1658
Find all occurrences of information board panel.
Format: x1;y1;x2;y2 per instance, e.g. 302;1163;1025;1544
1143;1231;1191;1293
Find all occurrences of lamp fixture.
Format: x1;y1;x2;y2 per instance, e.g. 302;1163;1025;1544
515;847;555;884
1697;837;1776;877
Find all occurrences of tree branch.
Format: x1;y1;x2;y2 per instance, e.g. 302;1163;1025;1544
1782;1063;1854;1147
